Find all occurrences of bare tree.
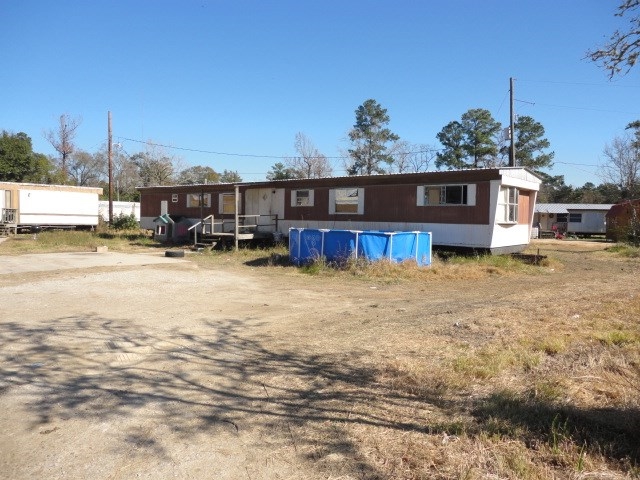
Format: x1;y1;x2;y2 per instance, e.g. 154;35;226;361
600;133;640;199
131;142;182;187
44;114;82;181
94;144;141;200
387;141;435;173
284;132;333;178
588;0;640;78
67;150;106;187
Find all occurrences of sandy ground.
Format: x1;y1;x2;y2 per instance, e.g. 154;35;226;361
0;240;638;479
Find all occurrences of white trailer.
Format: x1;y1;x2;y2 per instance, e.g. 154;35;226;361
0;182;103;232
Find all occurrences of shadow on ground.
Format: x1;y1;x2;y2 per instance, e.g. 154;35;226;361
0;315;428;477
1;314;637;477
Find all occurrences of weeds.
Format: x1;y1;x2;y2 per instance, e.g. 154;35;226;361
0;229;154;254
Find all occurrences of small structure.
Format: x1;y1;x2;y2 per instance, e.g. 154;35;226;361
534;203;614;237
606;199;640;242
138;168;542;254
153;214;190;243
0;182;102;234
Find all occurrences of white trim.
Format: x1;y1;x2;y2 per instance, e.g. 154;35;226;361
416;186;425;206
291;189;314;207
329;187;364;215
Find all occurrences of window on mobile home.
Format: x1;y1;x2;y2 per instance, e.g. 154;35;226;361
330;188;363;214
419;185;472;206
498;186;519;223
186;193;211;208
220;193;236;214
292;189;314;207
569;213;582;223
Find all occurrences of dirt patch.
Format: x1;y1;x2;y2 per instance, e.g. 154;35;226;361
0;239;638;479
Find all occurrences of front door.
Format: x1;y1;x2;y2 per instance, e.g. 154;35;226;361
244;188;284;232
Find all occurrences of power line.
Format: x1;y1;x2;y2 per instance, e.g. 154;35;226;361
525;102;640;115
116;136;443;160
519;78;640;88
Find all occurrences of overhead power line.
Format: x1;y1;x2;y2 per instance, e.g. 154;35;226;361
117;136;442;160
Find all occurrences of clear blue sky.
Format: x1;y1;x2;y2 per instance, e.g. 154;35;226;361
2;0;640;187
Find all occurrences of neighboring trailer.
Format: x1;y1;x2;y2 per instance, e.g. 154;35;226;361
138;168;541;253
534;203;614;236
0;182;103;231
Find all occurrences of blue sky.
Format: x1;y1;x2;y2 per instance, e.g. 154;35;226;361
2;0;640;187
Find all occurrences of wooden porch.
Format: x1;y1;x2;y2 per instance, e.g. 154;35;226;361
0;208;17;236
188;213;279;250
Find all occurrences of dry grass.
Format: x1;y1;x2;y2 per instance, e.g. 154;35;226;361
1;232;638;478
0;229;155;254
359;291;640;479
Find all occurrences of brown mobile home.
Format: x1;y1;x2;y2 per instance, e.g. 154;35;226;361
137;167;542;253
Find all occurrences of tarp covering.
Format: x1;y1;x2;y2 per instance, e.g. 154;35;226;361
289;228;432;266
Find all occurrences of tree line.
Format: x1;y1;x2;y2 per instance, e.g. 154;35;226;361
0;115;242;201
2;103;639;204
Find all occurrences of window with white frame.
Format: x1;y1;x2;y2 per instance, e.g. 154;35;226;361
330;188;363;214
186;193;211;208
498;186;519;223
220;193;236;214
171;194;179;203
292;189;314;207
417;184;475;206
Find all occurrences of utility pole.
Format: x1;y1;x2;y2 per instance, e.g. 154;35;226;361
108;111;113;224
509;77;516;167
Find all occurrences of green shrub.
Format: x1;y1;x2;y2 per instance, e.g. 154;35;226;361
110;212;139;230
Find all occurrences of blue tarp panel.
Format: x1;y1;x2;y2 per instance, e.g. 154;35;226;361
289;229;432;266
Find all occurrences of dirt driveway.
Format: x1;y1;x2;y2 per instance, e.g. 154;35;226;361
0;241;638;479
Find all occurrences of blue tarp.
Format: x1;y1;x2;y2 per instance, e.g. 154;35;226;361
289;228;432;266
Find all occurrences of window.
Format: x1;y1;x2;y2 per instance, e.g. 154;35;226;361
221;193;236;214
171;194;179;203
329;188;363;214
556;213;568;223
498;186;519;223
419;184;473;206
569;213;582;223
292;189;314;207
186;193;211;208
156;225;166;235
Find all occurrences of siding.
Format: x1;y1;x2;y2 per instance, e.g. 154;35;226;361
283;182;491;225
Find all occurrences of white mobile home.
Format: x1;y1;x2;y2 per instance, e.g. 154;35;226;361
534;203;614;236
0;182;103;233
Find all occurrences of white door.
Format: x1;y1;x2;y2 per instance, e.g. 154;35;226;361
245;188;284;232
161;200;168;215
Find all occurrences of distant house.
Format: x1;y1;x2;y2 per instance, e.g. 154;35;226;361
138;167;542;254
606;199;640;242
534;203;614;237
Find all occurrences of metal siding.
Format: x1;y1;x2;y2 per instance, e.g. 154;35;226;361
280;183;491;225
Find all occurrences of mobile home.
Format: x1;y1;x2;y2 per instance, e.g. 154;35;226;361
0;182;103;233
138;168;541;254
534;203;614;237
